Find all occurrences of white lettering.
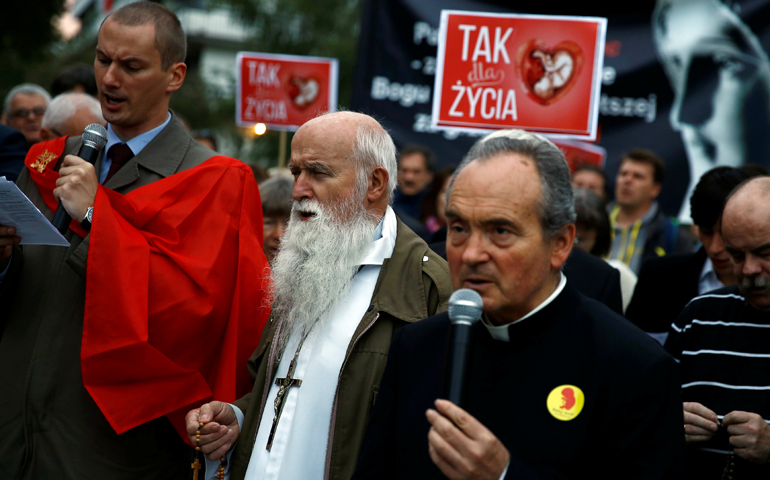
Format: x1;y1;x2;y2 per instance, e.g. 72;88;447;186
599;93;657;123
466;86;483;118
459;24;477;61
414;22;439;46
370;76;431;107
602;66;617;86
449;84;465;117
247;61;258;86
472;26;492;63
447;85;518;121
480;88;496;119
245;97;288;121
250;62;281;88
493;27;513;64
501;89;517;120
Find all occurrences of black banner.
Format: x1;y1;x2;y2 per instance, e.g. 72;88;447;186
351;0;770;220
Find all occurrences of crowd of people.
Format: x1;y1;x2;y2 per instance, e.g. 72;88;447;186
2;2;770;480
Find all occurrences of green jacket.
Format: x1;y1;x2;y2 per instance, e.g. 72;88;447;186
229;217;452;480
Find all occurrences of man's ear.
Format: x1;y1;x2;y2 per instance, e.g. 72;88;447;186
39;127;53;142
166;62;187;93
651;182;662;199
550;223;575;270
367;166;389;205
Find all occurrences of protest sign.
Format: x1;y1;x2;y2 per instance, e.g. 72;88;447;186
432;11;606;139
236;52;338;131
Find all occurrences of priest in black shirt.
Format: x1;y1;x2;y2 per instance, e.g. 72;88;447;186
353;129;684;480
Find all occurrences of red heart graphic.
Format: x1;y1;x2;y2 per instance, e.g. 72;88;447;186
517;40;583;106
285;76;320;109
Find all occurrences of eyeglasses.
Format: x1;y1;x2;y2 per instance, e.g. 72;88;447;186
10;107;46;119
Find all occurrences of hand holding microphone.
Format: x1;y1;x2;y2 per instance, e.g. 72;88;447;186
51;124;108;234
428;289;510;479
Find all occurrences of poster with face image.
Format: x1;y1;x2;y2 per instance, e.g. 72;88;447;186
432;11;607;139
236;52;339;131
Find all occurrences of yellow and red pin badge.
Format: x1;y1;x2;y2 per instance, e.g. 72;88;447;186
546;385;584;421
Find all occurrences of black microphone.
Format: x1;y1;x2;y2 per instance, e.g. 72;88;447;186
445;288;483;407
51;124;109;234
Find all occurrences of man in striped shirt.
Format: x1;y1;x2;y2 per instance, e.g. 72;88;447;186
666;176;770;479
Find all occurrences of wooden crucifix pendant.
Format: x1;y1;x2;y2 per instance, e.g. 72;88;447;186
266;357;303;451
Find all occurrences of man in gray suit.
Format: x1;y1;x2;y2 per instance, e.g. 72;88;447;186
0;3;269;479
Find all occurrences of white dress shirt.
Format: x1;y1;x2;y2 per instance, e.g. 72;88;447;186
698;257;725;295
207;206;397;480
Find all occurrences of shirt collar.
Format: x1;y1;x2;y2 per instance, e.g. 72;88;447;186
481;272;567;342
698;257;725;295
104;112;172;157
358;206;397;267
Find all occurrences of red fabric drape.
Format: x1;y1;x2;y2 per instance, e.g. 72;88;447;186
26;140;270;441
25;137;88;238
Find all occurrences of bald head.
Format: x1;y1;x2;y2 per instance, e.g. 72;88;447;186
289;112;397;218
721;176;770;311
724;177;770;216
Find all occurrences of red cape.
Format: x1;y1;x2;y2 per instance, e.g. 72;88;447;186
25;140;271;440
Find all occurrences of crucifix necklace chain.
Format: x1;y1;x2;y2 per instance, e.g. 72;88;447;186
266;326;314;451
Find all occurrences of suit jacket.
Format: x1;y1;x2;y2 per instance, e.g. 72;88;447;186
625;247;707;333
353;282;684;480
0;124;28;182
430;240;623;316
0;114;220;480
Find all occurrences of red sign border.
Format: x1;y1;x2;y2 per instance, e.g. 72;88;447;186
236;51;339;132
431;10;607;141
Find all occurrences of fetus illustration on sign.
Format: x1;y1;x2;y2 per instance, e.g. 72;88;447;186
288;77;320;108
518;40;584;105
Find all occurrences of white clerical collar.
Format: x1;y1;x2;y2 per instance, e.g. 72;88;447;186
358;206;397;267
481;272;567;342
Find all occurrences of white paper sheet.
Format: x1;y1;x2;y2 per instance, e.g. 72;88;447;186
0;177;70;247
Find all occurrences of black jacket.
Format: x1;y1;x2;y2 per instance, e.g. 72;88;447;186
353;282;684;480
626;247;707;333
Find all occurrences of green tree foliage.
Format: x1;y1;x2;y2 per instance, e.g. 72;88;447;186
213;0;360;106
198;0;360;167
0;0;66;98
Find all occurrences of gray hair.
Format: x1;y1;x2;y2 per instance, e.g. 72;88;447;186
259;174;294;217
41;93;103;131
352;124;398;202
447;129;576;240
3;83;51;115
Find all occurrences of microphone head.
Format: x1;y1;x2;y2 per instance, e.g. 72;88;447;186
448;289;483;325
82;123;108;150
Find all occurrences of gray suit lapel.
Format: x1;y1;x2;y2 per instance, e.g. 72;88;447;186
104;114;190;190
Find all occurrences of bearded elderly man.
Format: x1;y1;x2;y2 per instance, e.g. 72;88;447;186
186;111;453;480
666;176;770;479
353;129;684;480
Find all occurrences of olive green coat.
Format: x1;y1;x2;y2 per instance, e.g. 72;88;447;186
229;217;453;480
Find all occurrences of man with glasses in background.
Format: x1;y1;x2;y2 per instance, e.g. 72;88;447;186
1;83;51;148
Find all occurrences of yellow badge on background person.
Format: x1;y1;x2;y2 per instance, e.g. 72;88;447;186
546;385;584;421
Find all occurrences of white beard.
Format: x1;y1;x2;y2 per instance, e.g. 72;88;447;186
269;194;381;360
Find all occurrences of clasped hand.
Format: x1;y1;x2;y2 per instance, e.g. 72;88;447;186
185;401;241;460
683;402;770;463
